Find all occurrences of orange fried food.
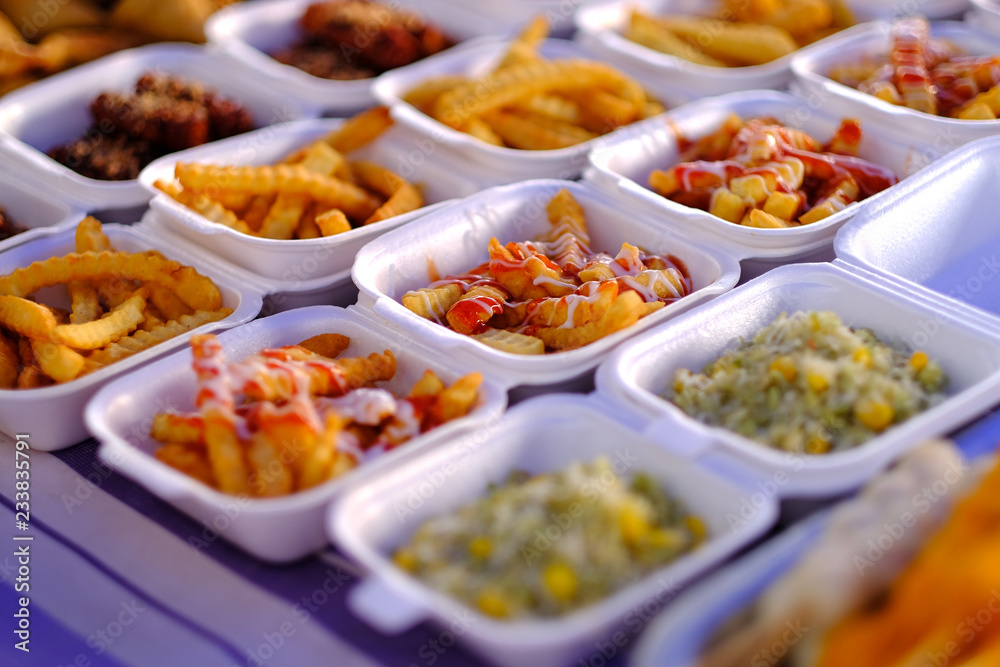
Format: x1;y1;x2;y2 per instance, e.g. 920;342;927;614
401;189;693;353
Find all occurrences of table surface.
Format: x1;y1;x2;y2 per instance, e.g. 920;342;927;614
3;403;999;667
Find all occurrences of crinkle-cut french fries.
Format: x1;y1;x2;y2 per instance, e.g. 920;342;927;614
625;0;847;69
648;115;897;228
151;334;483;496
403;17;661;150
400;189;694;354
155;106;424;240
827;16;1000;120
0;217;232;389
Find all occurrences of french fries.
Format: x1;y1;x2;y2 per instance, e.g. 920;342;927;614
151;334;483;496
155;107;425;240
0;217;232;389
625;0;846;68
401;189;692;354
649;116;897;227
828;16;1000;120
403;17;662;149
0;0;238;95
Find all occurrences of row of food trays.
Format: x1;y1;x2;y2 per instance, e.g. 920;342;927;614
3;1;1000;666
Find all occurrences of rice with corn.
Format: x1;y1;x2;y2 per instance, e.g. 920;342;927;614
392;457;705;619
670;311;947;453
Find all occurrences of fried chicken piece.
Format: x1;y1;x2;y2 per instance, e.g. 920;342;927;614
294;0;454;74
134;72;254;140
48;132;155;181
91;91;210;151
50;72;256;180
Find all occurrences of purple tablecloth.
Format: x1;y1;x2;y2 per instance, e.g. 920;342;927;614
3;407;999;667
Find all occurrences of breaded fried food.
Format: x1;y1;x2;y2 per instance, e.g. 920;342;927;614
272;0;454;80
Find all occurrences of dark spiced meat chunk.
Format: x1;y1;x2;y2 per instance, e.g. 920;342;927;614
90;92;210;151
48;73;256;181
273;0;454;79
49;132;155;181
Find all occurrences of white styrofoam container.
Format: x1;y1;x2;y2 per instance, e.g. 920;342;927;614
631;438;991;666
329;394;778;667
0;224;262;451
407;0;602;38
136;210;362;313
204;0;479;113
969;0;1000;37
139;118;485;282
836;135;1000;330
585;90;939;264
373;38;691;183
85;305;508;563
352;179;742;391
0;168;83;255
790;21;1000;152
596;262;1000;497
0;43;317;212
631;513;826;667
574;0;802;97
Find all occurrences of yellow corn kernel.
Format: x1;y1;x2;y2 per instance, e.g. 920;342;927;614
393;549;418;572
806;436;830;454
910;351;928;372
542;562;578;602
853;347;871;368
810;312;822;331
476;589;510;618
806;371;829;393
770;355;797;382
619;503;650;547
685;516;708;546
645;528;684;551
855;398;894;432
469;536;492;559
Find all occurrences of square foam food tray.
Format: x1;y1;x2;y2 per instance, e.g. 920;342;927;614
139;118;484;282
0;224;262;451
351;178;741;392
372;37;691;183
0;167;83;255
789;21;1000;152
584;88;939;263
328;393;778;667
574;0;799;97
835;134;1000;331
0;42;318;211
85;305;509;563
595;261;1000;497
204;0;485;113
